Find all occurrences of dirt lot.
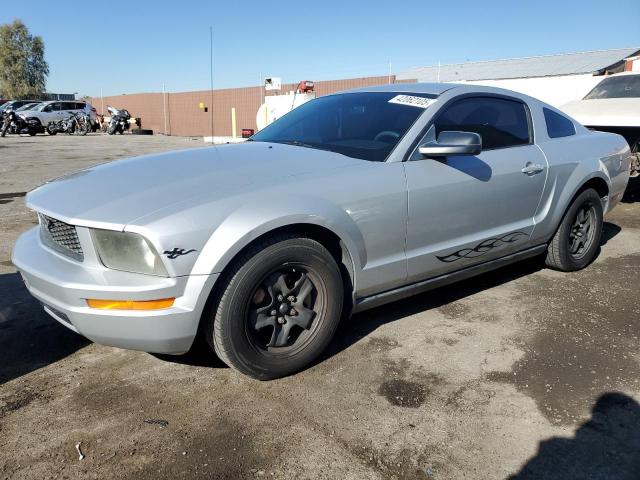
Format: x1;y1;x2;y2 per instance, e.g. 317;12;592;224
1;134;639;479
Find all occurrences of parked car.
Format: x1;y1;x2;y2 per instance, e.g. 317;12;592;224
12;84;631;379
0;106;42;136
23;100;97;135
0;100;39;130
562;72;640;177
0;99;39;112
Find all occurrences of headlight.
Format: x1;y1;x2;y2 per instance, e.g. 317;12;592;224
92;229;168;276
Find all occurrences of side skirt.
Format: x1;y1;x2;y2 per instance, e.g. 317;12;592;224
353;244;547;313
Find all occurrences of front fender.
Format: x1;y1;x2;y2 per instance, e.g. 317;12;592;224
190;193;366;282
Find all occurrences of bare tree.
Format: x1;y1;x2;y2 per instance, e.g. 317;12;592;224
0;20;49;99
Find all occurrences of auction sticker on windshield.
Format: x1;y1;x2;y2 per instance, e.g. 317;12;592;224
388;95;435;109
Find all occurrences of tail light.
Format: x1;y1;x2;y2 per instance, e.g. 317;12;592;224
91;107;97;112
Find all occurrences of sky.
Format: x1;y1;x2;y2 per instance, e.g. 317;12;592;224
3;0;639;97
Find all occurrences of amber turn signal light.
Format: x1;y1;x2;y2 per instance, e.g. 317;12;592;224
86;298;175;310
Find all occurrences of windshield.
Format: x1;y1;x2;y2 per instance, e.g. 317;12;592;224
251;92;437;161
584;75;640;99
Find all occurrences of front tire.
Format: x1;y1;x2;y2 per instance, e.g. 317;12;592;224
545;188;603;271
206;235;344;380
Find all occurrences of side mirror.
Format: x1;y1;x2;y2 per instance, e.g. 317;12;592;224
419;131;482;157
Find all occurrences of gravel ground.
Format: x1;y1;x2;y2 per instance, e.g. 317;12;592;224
0;134;639;479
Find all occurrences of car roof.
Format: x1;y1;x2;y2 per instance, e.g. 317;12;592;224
40;100;84;104
342;82;456;95
337;82;538;101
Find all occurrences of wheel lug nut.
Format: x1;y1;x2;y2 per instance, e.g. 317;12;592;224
277;317;286;324
277;294;284;301
270;310;277;316
290;309;297;316
287;295;295;303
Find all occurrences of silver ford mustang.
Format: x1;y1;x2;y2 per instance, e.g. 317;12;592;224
12;84;631;379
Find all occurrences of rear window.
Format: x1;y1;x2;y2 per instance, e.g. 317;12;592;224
543;108;576;138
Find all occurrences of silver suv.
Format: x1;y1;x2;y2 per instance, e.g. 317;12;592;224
22;100;97;133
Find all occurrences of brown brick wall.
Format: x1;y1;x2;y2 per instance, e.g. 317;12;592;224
89;75;416;137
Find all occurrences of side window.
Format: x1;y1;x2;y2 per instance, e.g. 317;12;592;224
62;102;76;110
75;102;86;110
543;107;575;138
434;97;531;150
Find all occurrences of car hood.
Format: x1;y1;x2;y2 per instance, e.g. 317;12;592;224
561;98;640;128
27;142;363;230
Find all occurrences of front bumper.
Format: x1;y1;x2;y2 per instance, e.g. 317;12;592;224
12;227;218;354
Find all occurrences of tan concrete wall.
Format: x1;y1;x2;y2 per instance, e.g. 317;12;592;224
89;76;415;137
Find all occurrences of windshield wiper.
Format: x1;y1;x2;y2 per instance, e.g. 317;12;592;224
278;140;329;151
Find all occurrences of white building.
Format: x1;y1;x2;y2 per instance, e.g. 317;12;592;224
397;47;640;107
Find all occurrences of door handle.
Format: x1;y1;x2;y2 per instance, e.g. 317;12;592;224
521;162;544;176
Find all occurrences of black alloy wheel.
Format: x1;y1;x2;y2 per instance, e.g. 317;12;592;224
247;267;322;351
545;188;603;271
568;203;597;260
208;235;344;380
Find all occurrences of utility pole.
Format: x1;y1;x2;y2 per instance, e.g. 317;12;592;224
162;82;168;135
209;26;214;141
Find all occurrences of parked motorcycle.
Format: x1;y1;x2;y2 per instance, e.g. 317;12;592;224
0;108;41;137
47;111;92;136
107;105;131;135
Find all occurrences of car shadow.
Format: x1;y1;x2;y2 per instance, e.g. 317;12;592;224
622;176;640;203
322;221;622;366
442;155;493;182
0;272;90;385
601;221;621;245
508;392;640;479
152;335;228;369
320;255;546;364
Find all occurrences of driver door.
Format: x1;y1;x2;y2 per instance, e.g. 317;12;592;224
403;95;547;282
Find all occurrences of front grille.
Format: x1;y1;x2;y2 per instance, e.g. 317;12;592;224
39;213;84;261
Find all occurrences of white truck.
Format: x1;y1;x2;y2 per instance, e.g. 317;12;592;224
562;72;640;177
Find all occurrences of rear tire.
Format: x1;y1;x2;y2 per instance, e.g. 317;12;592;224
206;235;344;380
545;188;603;271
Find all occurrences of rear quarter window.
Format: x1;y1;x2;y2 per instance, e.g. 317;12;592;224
544;108;576;138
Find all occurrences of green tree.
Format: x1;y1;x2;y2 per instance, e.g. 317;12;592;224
0;20;49;99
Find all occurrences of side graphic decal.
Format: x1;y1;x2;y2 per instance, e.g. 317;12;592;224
436;232;527;263
163;248;196;259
